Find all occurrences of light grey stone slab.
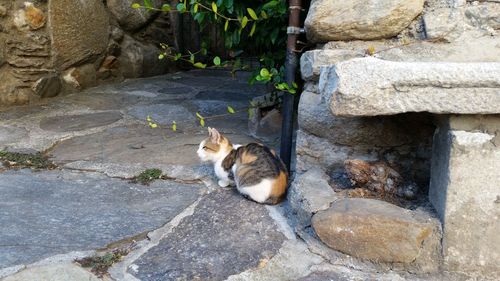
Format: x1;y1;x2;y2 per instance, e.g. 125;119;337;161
39;112;123;132
0;169;205;269
0;126;28;147
320;57;500;116
130;189;286;281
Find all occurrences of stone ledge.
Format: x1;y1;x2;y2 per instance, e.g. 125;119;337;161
319;57;500;116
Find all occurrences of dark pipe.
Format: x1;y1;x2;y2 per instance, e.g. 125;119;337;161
280;0;302;173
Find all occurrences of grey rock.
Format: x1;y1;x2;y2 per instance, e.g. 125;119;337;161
320;57;500;116
226;240;324;281
295;129;379;173
127;103;193;125
0;126;28;148
39;112;122;132
2;263;104;281
305;0;425;42
288;168;338;229
130;189;286;281
298;91;435;147
117;35;170;78
49;0;109;69
423;8;464;42
300;49;363;81
32;74;62;98
107;0;162;31
429;115;500;277
0;169;204;269
312;198;441;267
465;3;500;30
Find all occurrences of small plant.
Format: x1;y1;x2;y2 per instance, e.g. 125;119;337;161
75;248;130;278
132;168;163;185
0;151;56;170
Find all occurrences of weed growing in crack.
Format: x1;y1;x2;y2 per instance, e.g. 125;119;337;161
131;168;163;185
75;248;130;278
0;151;56;170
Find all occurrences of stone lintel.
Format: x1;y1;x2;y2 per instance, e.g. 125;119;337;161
319;57;500;117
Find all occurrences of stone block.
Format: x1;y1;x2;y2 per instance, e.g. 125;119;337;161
423;8;464;42
429;115;500;277
465;2;500;30
305;0;425;42
312;198;441;268
49;0;109;69
107;0;163;31
300;49;363;81
320;57;500;117
287;168;338;228
298;91;435;147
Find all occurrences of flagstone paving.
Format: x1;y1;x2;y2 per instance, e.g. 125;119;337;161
0;70;460;280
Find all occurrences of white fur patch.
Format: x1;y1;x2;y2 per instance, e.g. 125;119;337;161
237;179;273;203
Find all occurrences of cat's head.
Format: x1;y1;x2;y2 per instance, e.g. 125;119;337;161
197;127;232;163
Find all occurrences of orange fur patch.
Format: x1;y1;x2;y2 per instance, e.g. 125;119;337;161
270;171;288;198
240;151;257;164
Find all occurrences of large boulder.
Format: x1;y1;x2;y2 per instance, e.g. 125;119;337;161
49;0;109;69
305;0;425;42
312;198;441;267
107;0;163;31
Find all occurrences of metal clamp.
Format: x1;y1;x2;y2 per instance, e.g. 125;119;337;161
287;26;303;35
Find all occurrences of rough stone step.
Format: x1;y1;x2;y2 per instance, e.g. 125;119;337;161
129;189;287;281
319;57;500;116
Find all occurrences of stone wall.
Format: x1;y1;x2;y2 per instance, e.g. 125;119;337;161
291;0;500;278
0;0;177;106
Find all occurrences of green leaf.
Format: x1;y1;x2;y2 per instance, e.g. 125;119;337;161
196;112;203;119
260;68;270;78
200;118;205;127
161;4;171;12
158;53;165;60
189;54;195;63
249;22;256;37
143;0;152;9
260;11;268;19
292;82;298;88
193;62;207;69
176;3;186;12
247;8;258;20
211;2;217;13
131;3;141;9
213;56;221;66
224;20;229;31
241;16;248;29
174;53;182;61
270;28;279;45
227;105;235;114
193;3;199;13
172;121;177;132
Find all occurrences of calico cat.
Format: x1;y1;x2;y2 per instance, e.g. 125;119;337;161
197;127;288;205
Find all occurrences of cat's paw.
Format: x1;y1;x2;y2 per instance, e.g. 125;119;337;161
218;180;230;187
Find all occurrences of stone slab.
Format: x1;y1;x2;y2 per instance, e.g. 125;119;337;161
2;263;104;281
0;126;28;147
127;104;193;125
49;125;256;167
320;57;500;116
429;115;500;276
39;112;122;132
0;169;204;269
130;189;286;281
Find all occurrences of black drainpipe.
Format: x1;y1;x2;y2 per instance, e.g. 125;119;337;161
280;0;303;173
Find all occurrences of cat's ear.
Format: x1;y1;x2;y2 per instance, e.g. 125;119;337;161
210;128;222;144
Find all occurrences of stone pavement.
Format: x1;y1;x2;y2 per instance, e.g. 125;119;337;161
0;70;464;280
